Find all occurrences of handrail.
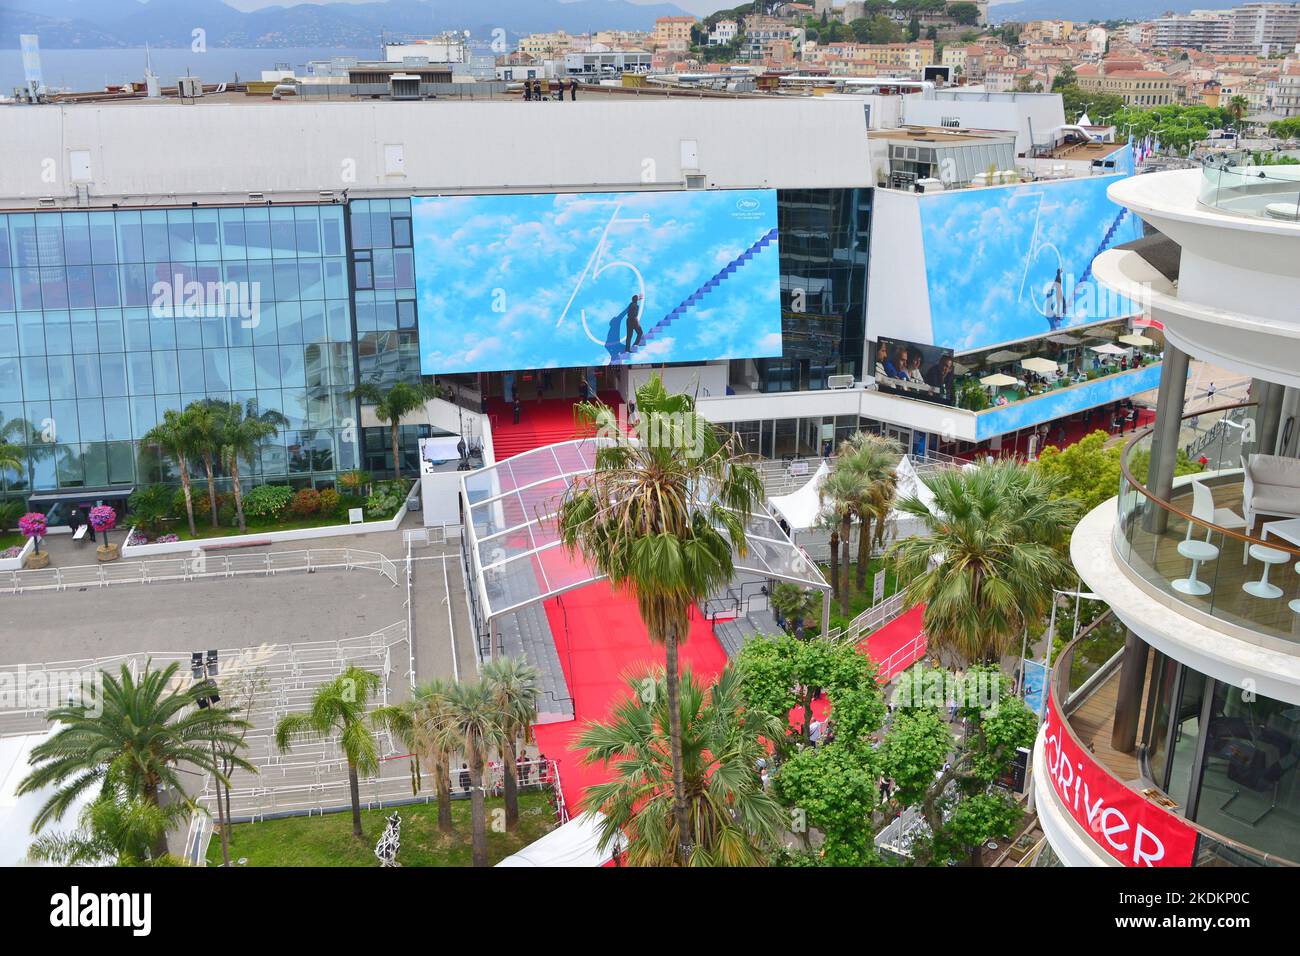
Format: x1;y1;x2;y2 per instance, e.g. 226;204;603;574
1050;610;1299;867
1118;400;1300;560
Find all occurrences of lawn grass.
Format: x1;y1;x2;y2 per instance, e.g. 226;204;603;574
208;791;557;867
811;556;902;636
169;510;362;541
0;532;23;550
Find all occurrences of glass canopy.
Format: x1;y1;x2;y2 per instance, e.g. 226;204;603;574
460;438;831;622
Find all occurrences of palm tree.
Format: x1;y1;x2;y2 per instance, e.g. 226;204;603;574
579;666;785;866
819;463;859;617
27;771;186;866
841;432;903;593
769;582;817;636
888;461;1078;663
556;374;764;864
18;662;253;856
482;656;540;831
190;400;232;528
274;665;391;839
1228;94;1248;127
435;680;505;867
141;410;201;537
220;399;288;532
389;678;459;833
0;416;27;476
351;381;438;479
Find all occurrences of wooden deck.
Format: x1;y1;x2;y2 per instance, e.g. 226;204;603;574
1122;480;1300;644
1065;651;1155;786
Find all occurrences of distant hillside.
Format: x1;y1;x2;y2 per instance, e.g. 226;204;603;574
989;0;1225;24
0;0;694;48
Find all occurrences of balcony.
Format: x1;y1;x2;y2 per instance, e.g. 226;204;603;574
1199;154;1300;222
1113;402;1300;651
1034;612;1300;867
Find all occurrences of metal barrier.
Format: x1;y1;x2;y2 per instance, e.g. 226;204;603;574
0;547;399;595
825;590;908;645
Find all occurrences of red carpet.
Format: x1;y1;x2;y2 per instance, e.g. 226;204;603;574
531;582;728;815
487;390;624;461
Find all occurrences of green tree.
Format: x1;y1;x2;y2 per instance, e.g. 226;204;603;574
27;772;187;866
351;380;439;479
1051;63;1076;91
840;431;904;593
889;462;1078;663
388;678;460;833
878;705;951;806
19;662;253;856
274;665;393;839
436;679;506;867
1269;117;1300;139
819;463;860;616
556;374;764;863
1227;94;1248;127
947;2;981;26
579;666;785;866
0;441;21;475
774;743;882;866
768;582;819;635
189;400;229;528
141;409;202;536
481;656;540;832
219;399;288;532
931;790;1022;866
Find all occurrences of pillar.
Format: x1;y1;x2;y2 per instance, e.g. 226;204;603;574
1143;344;1189;534
1110;629;1149;754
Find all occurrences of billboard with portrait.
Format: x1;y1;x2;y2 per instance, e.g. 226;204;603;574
872;336;955;406
412;189;783;375
917;175;1144;353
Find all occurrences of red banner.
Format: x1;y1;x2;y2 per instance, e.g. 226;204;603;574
1042;693;1197;867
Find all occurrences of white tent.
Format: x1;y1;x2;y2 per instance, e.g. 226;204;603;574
1090;343;1128;356
1;730;103;866
496;812;623;867
768;460;831;533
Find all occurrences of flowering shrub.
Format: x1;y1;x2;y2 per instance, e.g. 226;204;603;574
18;512;46;539
318;488;341;517
88;505;117;533
156;533;179;543
365;481;409;520
243;484;294;519
290;488;322;517
1;546;20;559
126;530;148;546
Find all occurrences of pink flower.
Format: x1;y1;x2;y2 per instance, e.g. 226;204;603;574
88;505;117;533
17;512;47;539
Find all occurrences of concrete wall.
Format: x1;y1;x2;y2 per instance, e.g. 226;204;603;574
864;187;933;345
0;98;874;207
904;91;1066;154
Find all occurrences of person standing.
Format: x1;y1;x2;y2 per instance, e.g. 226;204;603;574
569;78;577;100
512;395;521;425
623;293;644;354
523;80;532;101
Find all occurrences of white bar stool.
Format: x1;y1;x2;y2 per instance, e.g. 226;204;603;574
1244;544;1290;599
1290;563;1300;616
1174;482;1222;597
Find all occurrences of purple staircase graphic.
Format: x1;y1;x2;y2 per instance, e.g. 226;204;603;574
611;227;779;363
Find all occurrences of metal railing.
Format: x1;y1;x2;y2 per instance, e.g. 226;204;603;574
0;547;399;596
1199;153;1300;221
826;589;908;645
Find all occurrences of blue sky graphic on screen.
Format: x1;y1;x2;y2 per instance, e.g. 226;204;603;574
918;176;1143;352
413;190;783;374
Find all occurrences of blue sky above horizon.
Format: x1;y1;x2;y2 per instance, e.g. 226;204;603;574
918;174;1143;353
413;189;782;375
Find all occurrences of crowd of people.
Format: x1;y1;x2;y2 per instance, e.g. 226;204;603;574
522;78;579;101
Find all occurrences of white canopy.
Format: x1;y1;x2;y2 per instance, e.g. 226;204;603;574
768;460;831;532
496;812;622;867
1117;333;1154;347
1047;334;1082;346
1;730;103;866
1021;357;1058;374
1090;343;1128;356
985;349;1025;364
980;372;1018;387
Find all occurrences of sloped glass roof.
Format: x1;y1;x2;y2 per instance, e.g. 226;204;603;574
460;438;830;621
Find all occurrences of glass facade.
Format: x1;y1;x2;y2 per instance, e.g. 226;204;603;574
349;198;420;392
1143;651;1300;864
754;188;871;393
0;204;363;496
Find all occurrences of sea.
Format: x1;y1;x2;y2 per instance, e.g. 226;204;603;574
1;47;377;94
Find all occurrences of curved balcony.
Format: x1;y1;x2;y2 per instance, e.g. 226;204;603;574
1113;402;1300;652
1035;612;1298;866
1199;154;1300;222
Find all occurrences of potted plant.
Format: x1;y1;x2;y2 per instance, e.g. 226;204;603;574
18;512;48;569
89;505;119;562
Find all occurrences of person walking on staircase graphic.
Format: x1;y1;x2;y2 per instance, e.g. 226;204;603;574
624;293;644;354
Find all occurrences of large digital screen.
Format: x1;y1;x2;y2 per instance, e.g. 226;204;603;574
413;189;783;374
917;175;1144;353
872;336;955;406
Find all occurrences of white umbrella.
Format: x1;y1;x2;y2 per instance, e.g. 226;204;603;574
1021;357;1058;374
985;349;1024;364
1090;343;1127;356
1047;334;1082;345
980;372;1017;387
1118;332;1154;347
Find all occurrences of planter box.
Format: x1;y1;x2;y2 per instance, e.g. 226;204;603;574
96;543;120;563
120;482;419;558
0;537;38;572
